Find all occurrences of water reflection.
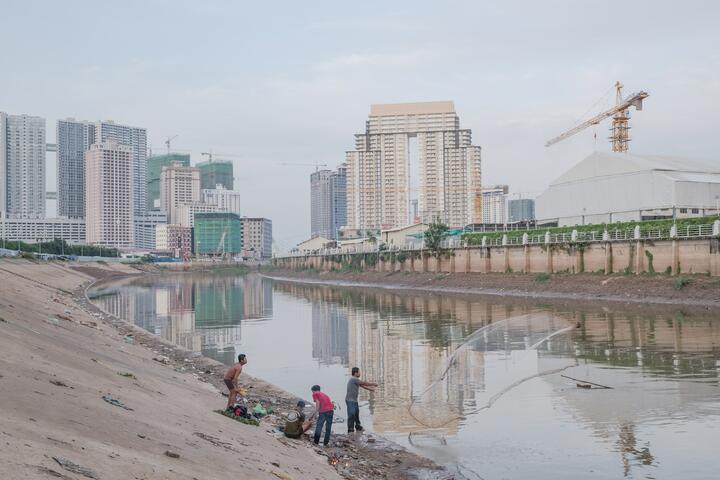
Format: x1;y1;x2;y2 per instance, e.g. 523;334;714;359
90;274;720;479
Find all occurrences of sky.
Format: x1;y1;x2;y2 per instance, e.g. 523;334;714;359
1;0;719;249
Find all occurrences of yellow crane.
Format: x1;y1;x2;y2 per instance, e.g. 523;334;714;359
546;81;649;152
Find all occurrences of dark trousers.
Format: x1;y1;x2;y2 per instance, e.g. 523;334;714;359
346;400;361;432
314;411;333;445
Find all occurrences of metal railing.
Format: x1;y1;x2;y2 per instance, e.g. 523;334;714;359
277;221;720;259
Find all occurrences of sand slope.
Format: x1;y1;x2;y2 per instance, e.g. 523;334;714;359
0;260;341;480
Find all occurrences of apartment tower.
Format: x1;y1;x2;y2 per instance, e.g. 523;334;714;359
346;101;481;230
481;185;509;224
0;112;46;219
57;119;94;218
310;164;347;240
85;142;134;247
160;165;201;224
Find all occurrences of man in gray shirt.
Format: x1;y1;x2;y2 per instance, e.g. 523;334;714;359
346;367;378;433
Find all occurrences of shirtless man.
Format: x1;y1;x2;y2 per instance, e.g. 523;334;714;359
224;354;247;410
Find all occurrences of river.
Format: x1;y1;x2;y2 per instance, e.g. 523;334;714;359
89;272;720;479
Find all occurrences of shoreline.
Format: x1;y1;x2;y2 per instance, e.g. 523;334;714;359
0;260;450;480
263;268;720;309
79;264;452;479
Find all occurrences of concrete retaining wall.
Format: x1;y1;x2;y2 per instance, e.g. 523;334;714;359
276;238;720;277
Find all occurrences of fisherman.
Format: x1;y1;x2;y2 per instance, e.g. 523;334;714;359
311;385;334;446
224;354;247;410
284;400;315;439
346;367;377;433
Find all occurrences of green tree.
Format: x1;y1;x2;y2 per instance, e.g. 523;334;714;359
424;222;449;258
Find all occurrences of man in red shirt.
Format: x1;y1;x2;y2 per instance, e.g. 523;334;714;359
311;384;334;446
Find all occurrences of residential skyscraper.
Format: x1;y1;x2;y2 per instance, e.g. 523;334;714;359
346;101;481;230
310;164;347;240
85;142;134;247
202;184;241;215
160;165;200;224
508;199;535;223
0;112;46;219
481;185;509;224
146;153;190;210
198;160;233;190
57;119;94;218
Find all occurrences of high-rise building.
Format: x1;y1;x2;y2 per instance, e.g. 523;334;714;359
85;142;134;247
202;184;241;215
310;164;347;240
194;212;242;255
241;217;272;259
508;199;535;223
92;121;147;243
0;112;46;219
160;165;200;224
198;160;233;190
146;153;190;210
346;101;481;230
57;119;94;218
481;185;509;224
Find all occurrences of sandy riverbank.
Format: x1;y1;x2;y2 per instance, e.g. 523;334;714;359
264;268;720;309
0;260;447;480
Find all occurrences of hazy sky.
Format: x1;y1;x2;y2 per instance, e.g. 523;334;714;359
2;0;718;249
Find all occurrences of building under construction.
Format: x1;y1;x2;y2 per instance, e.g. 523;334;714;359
197;159;234;190
193;212;242;256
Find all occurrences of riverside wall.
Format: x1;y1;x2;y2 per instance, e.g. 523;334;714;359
275;238;720;277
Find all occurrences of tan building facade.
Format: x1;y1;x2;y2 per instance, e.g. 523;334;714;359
85;142;134;247
160;165;201;224
155;224;192;259
346;101;482;231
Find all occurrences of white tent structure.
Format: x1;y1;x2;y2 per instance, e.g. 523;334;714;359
536;152;720;226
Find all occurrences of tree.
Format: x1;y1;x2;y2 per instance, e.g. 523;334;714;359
424;221;449;258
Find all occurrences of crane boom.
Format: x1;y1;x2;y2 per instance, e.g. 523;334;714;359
546;88;649;148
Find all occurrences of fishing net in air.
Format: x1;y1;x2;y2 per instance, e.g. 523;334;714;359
408;312;577;432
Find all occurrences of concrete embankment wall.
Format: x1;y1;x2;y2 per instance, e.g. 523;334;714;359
275;238;720;277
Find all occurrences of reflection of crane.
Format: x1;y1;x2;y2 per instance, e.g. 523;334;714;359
165;135;178;154
216;224;229;257
280;162;328;172
546;81;649;152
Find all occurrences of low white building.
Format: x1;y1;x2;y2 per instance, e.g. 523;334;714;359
0;217;85;244
381;223;428;248
202;184;242;215
536;152;720;226
295;236;333;254
176;202;218;227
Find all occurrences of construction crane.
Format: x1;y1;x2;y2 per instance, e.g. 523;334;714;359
280;162;328;171
165;135;178;154
201;151;244;162
546;81;649;152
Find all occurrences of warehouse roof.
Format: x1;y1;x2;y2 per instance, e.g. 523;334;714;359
551;152;720;185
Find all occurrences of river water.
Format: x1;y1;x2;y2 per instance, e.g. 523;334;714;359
89;272;720;479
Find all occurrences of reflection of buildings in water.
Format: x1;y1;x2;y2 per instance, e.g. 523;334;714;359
345;306;485;436
242;276;274;319
311;302;348;365
194;278;244;328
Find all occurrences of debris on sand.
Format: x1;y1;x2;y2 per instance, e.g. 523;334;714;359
52;457;98;479
164;451;180;459
102;394;133;411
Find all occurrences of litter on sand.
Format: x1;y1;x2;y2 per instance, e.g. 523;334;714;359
52;457;98;479
102;394;134;410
